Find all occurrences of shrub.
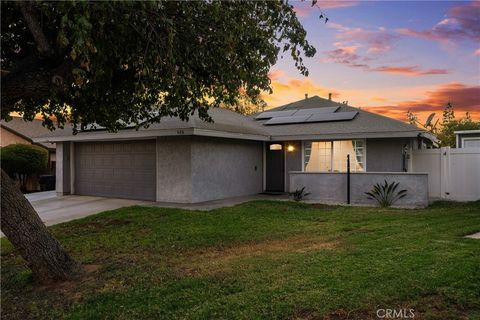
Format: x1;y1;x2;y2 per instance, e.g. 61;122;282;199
1;144;48;190
365;180;407;207
289;187;311;201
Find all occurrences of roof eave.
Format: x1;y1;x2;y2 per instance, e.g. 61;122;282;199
33;128;195;143
454;129;480;134
269;131;423;141
193;129;269;141
418;131;440;145
33;127;270;143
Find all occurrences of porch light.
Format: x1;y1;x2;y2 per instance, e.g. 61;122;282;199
287;145;295;152
270;144;282;150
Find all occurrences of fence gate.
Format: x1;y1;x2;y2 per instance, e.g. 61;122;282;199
412;147;480;201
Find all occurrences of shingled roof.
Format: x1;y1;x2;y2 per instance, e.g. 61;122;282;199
1;117;56;150
34;108;270;142
250;95;428;141
34;95;432;143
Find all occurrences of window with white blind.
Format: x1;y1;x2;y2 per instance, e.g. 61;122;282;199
304;140;366;172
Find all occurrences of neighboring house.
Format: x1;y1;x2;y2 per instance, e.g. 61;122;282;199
455;130;480;148
34;95;435;206
1;117;57;173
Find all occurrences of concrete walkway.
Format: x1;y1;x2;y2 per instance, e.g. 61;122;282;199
24;191;288;227
147;194;288;211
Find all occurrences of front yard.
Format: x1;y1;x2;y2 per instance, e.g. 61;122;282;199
2;201;480;319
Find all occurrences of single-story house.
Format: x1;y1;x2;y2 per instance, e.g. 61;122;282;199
455;130;480;148
1;117;57;174
34;95;434;207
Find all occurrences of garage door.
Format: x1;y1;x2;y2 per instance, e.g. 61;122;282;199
75;140;156;201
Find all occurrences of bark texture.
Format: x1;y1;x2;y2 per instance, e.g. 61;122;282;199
17;2;54;56
1;170;80;283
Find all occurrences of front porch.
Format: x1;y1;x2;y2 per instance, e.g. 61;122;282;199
289;171;429;208
264;138;429;208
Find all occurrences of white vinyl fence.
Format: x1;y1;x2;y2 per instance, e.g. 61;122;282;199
412;147;480;201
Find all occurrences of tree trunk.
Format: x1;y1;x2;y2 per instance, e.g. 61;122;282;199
1;170;81;283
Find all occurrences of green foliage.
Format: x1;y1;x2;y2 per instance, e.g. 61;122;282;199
2;201;480;318
2;1;316;132
365;180;407;207
437;114;480;147
289;186;311;201
437;103;480;147
407;102;480;146
1;144;48;189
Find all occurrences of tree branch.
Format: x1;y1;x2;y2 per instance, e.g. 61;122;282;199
17;2;54;57
1;57;72;119
1;68;51;118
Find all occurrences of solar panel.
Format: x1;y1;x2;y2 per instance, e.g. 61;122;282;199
263;115;311;125
264;111;358;125
305;111;358;123
292;106;339;116
254;110;297;120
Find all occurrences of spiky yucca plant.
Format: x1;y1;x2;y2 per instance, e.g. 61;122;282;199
365;180;407;207
290;187;311;202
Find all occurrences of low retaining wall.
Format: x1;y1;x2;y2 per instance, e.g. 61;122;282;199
289;172;429;208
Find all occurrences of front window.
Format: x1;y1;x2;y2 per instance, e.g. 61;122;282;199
304;140;365;172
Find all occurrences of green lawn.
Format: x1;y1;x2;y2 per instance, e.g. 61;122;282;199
2;201;480;319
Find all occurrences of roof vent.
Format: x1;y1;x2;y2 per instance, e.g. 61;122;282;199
328;93;332;100
305;93;308;100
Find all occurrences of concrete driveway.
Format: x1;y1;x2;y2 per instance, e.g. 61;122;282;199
23;191;288;227
26;191;149;226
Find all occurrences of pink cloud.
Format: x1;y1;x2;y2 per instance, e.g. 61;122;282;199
324;47;449;76
373;66;449;76
339;45;359;54
268;69;286;81
292;5;310;18
475;49;480;56
325;47;363;65
363;82;480;121
329;23;399;53
397;1;480;44
319;1;359;9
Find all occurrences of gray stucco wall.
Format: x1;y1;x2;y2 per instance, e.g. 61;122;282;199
366;138;409;172
289;172;428;208
156;136;263;203
56;142;71;196
285;141;302;191
191;136;263;202
156;136;192;203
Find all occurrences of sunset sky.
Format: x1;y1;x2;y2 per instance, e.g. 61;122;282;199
264;0;480;123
